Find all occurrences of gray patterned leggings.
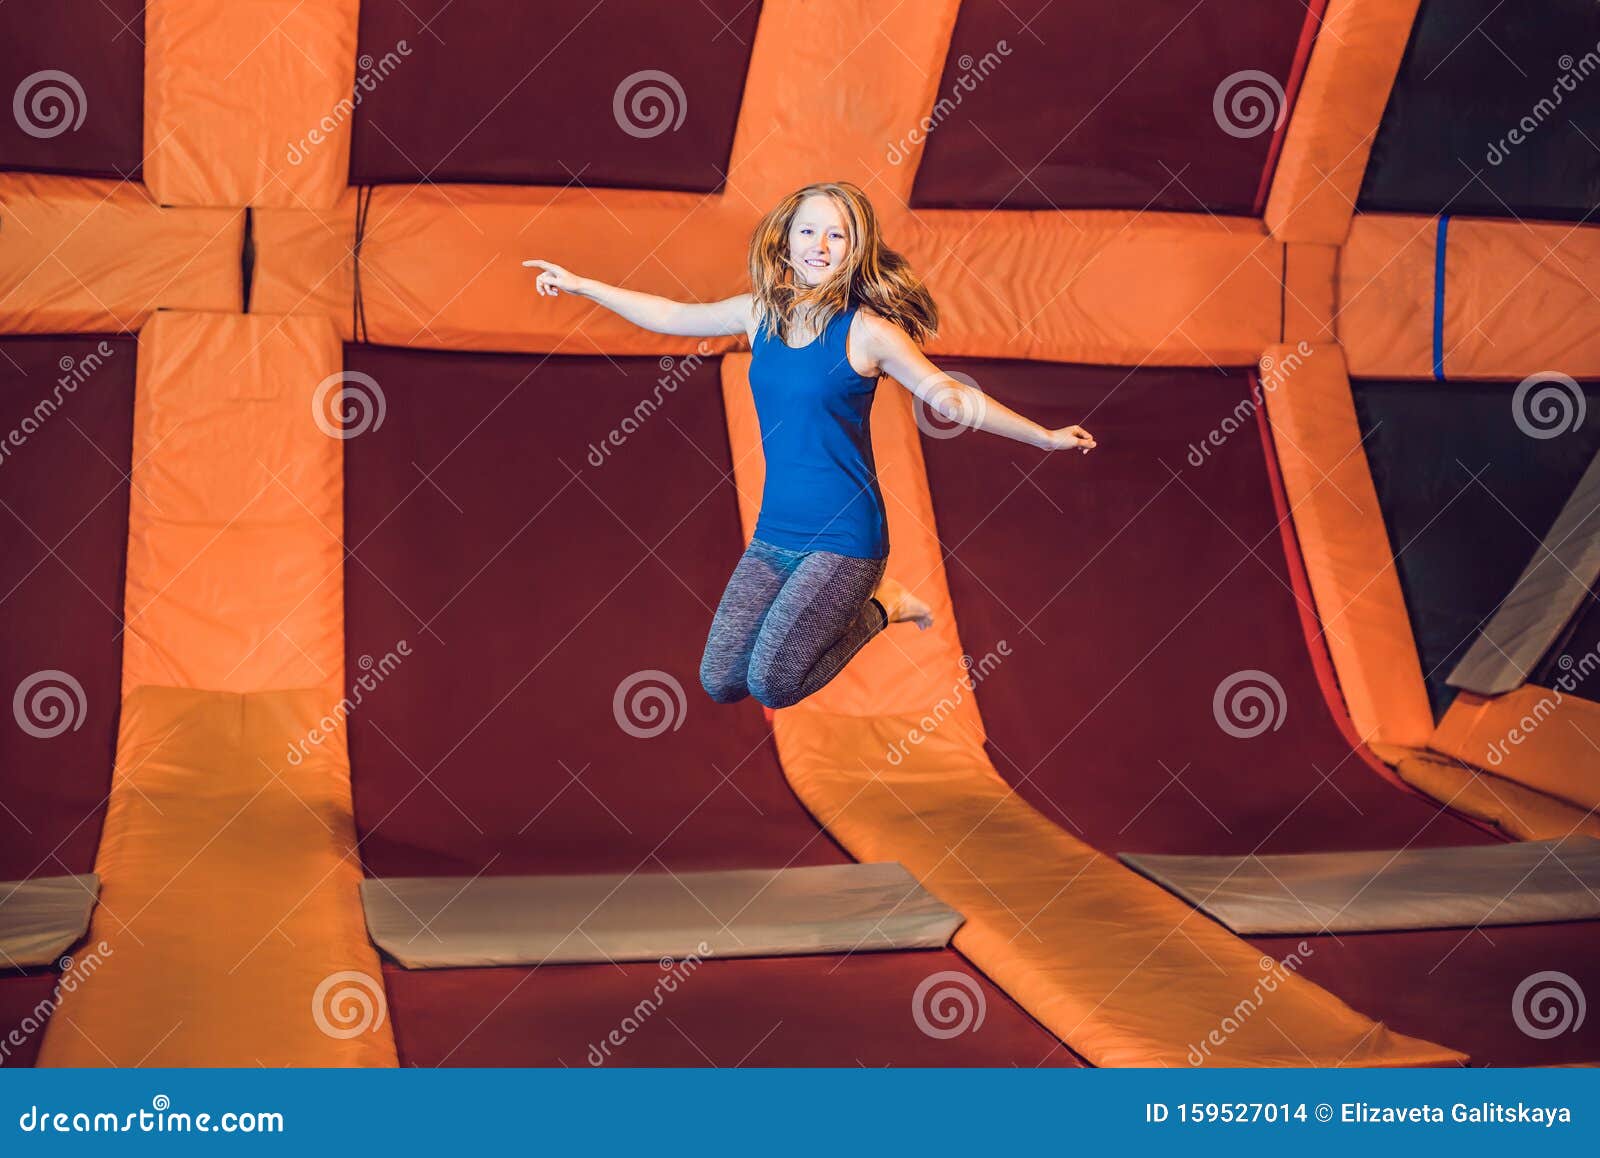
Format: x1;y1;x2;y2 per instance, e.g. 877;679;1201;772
699;538;889;709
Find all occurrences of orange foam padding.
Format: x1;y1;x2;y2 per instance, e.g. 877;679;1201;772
143;0;361;209
0;174;242;333
1395;749;1600;843
1431;689;1600;815
900;211;1280;365
355;186;752;354
719;355;1459;1066
726;0;959;209
1259;343;1433;749
327;0;1274;366
122;312;344;696
353;182;1279;366
37;686;396;1067
251;192;359;334
1282;242;1338;344
776;713;1462;1068
1265;0;1421;244
1340;214;1600;379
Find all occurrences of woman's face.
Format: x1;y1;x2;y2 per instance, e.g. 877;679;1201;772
787;194;851;287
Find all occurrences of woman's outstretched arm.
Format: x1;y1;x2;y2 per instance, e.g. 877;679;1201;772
862;313;1097;453
522;259;750;338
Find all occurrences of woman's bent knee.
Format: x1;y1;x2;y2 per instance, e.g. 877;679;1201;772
699;660;748;705
747;665;804;710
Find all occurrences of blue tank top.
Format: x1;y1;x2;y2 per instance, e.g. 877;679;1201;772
748;303;888;559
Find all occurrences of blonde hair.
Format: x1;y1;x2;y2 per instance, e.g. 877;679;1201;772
748;181;939;347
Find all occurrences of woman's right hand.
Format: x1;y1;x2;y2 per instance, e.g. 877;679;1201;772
522;259;590;298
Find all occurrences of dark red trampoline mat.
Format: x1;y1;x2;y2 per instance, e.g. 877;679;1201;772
0;1;145;179
349;0;758;188
0;336;133;881
920;362;1600;1064
0;974;60;1068
1252;925;1600;1066
343;346;1077;1066
910;0;1321;213
383;951;1080;1067
342;345;849;879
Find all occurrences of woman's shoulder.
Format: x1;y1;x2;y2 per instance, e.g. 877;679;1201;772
850;304;911;352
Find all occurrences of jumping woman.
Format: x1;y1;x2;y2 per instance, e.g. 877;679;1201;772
525;180;1096;710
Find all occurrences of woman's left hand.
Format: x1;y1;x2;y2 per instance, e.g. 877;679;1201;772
1043;424;1097;453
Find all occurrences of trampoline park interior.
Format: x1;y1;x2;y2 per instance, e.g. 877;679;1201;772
5;0;1600;1070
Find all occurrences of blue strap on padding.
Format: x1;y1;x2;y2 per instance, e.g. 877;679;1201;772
1432;214;1450;382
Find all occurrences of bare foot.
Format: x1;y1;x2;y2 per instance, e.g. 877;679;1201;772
874;576;934;631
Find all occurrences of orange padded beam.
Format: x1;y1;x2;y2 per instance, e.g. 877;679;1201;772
1432;688;1600;815
291;183;1280;366
1266;0;1422;244
719;354;1461;1067
725;0;960;209
252;192;359;333
1395;750;1600;842
121;312;345;695
1340;214;1600;379
144;0;361;209
38;686;396;1067
1282;242;1338;344
1259;343;1434;748
0;174;241;332
253;0;1277;366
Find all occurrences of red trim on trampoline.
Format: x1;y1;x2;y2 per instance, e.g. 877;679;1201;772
1253;0;1332;216
1250;370;1502;839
